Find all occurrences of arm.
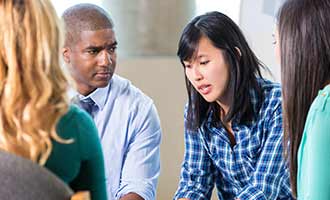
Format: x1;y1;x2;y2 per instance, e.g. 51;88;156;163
299;105;330;199
70;111;107;200
116;103;161;200
174;110;216;200
120;193;144;200
236;104;292;200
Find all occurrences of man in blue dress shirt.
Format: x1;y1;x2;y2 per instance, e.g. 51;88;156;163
62;4;162;200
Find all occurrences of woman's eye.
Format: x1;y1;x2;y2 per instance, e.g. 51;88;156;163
272;34;277;45
272;39;277;45
200;61;209;65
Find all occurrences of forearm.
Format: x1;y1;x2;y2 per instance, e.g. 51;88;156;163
174;151;215;200
118;116;161;200
120;193;144;200
174;113;215;200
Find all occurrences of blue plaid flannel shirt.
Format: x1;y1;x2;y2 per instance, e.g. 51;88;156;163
174;80;293;200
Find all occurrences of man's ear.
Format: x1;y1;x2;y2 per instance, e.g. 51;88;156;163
62;47;71;64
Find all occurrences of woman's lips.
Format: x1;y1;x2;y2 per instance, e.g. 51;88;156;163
197;84;212;95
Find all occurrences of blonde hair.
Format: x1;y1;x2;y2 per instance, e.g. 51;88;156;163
0;0;71;165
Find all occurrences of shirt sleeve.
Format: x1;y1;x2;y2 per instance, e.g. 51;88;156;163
237;103;293;200
69;110;108;200
116;102;161;200
174;109;216;200
298;98;330;199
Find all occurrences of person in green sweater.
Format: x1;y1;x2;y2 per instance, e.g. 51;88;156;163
0;0;107;199
275;0;330;199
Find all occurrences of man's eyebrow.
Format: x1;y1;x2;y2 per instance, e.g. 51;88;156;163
84;45;103;50
108;41;118;46
83;41;118;50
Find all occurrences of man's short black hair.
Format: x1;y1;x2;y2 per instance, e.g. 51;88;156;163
62;3;114;47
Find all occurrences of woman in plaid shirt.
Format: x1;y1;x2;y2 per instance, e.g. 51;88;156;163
174;11;293;200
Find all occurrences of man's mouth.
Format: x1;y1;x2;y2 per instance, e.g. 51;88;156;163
95;72;112;79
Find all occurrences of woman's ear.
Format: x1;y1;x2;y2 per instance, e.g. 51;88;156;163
235;47;242;58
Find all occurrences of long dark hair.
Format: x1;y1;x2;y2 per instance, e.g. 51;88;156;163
177;11;265;131
278;0;330;196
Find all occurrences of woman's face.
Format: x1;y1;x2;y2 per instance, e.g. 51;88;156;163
274;26;281;64
184;36;231;104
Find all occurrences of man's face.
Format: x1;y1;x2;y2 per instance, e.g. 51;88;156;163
63;28;117;96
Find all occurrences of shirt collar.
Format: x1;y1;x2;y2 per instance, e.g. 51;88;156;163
70;78;113;111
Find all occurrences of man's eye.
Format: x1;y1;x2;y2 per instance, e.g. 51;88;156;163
107;46;117;53
87;49;98;55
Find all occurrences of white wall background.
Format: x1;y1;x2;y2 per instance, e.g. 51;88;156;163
239;0;284;81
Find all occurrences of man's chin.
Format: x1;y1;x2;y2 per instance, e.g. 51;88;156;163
96;81;110;88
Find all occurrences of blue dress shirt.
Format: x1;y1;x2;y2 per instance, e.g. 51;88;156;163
76;74;162;200
174;80;293;200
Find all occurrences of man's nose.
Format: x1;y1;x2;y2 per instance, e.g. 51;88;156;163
98;50;112;66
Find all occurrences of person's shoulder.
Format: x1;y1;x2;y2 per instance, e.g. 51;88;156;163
60;105;89;120
256;78;282;117
258;78;281;103
56;105;93;139
310;85;330;113
112;74;153;104
259;78;281;97
57;106;101;156
304;86;330;142
58;105;95;131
